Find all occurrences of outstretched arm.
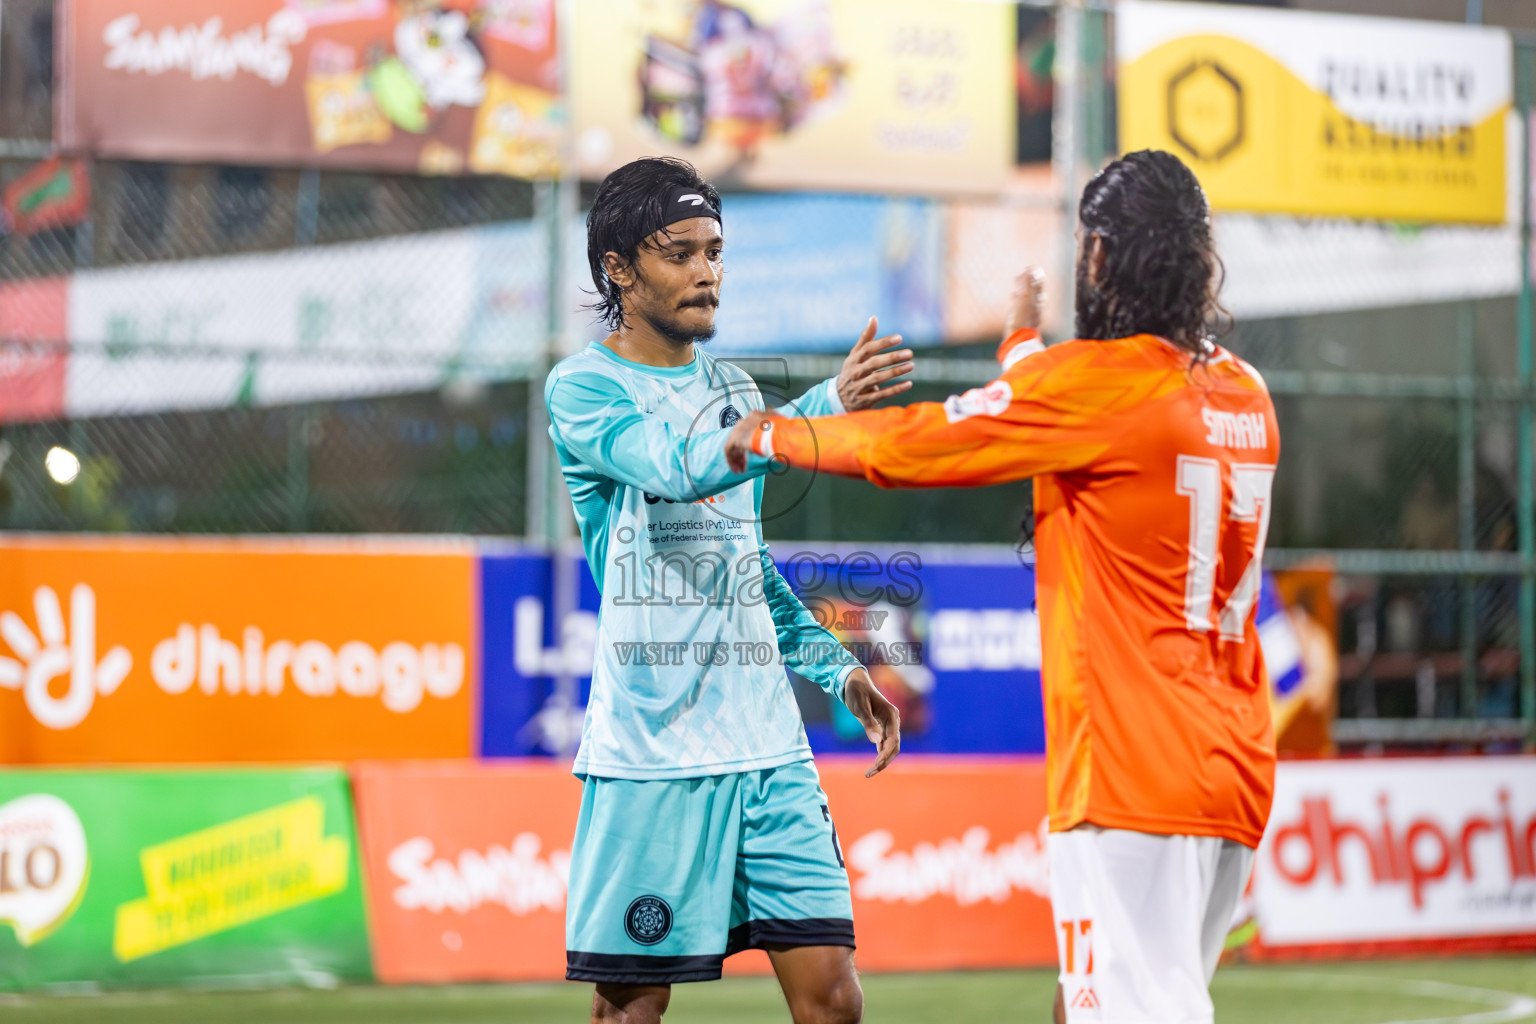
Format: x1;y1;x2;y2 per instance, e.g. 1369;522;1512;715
727;268;1078;487
727;328;1129;487
547;370;773;501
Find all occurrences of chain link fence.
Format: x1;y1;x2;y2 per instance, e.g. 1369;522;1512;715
0;3;1532;746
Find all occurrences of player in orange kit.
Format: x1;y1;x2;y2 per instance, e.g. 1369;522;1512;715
725;150;1279;1023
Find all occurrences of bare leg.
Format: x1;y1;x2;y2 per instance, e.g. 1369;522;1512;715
592;983;670;1024
767;945;863;1024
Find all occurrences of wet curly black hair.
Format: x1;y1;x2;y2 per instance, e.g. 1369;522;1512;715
1020;151;1229;557
1074;149;1228;357
585;157;723;332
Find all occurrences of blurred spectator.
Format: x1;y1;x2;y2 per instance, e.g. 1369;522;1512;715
1015;10;1054;163
1263;569;1339;755
817;598;936;741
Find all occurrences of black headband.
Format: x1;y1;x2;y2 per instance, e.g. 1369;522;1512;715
652;185;722;236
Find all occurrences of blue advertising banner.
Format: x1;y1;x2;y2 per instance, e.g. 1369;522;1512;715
563;194;946;355
708;195;945;353
479;547;601;758
790;550;1045;756
477;544;1046;758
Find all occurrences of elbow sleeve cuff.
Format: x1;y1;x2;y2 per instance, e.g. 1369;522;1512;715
829;661;857;703
824;378;846;416
998;328;1045;371
751;419;778;459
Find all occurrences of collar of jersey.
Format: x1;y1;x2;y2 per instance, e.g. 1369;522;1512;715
590;341;701;379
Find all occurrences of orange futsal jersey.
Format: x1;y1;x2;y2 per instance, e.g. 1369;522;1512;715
754;329;1280;847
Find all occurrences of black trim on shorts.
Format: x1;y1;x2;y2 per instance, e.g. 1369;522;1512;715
566;951;725;985
725;917;857;956
567;919;856;985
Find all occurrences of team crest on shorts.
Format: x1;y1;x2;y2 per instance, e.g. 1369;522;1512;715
720;404;741;428
625;895;673;945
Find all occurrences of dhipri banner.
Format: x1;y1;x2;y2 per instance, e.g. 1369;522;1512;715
1117;1;1511;224
351;757;1056;984
0;767;370;991
57;0;561;177
574;0;1015;194
1250;758;1536;956
0;536;475;763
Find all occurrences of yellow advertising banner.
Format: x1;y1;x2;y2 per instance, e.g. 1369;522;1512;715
113;796;350;961
1117;1;1511;224
573;0;1015;194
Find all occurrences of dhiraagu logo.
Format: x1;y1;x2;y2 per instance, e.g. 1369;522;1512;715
0;581;466;730
0;794;90;947
113;796;349;962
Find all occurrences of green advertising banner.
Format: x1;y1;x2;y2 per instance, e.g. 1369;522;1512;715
0;767;371;990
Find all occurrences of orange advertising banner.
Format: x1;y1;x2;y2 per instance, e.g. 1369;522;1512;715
57;0;561;177
817;757;1056;972
354;760;580;983
0;536;475;763
354;757;1055;983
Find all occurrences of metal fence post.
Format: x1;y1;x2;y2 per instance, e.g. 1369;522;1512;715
548;0;582;759
1052;0;1083;339
1458;302;1478;719
286;408;311;532
527;177;557;545
1518;43;1536;747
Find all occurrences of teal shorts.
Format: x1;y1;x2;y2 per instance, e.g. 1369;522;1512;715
565;758;855;985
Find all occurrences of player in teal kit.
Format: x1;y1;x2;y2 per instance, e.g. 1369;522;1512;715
546;157;907;1024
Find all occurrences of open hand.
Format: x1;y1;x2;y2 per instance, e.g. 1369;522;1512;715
837;317;914;411
1003;267;1047;340
842;667;901;777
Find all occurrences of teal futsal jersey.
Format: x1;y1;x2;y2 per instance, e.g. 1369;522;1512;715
545;341;860;780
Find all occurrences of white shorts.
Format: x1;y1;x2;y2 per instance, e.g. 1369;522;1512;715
1048;827;1254;1024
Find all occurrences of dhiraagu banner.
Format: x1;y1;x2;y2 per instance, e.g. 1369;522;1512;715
1117;1;1511;224
0;767;370;990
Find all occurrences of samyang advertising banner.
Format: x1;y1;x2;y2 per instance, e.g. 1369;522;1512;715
1250;758;1536;955
352;759;580;983
819;758;1055;971
0;536;475;763
1117;2;1511;224
573;0;1015;194
352;758;1055;984
0;767;370;990
57;0;561;177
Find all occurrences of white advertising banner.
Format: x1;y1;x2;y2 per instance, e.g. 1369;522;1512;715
942;196;1520;343
1216;217;1520;320
1253;758;1536;948
65;223;547;416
